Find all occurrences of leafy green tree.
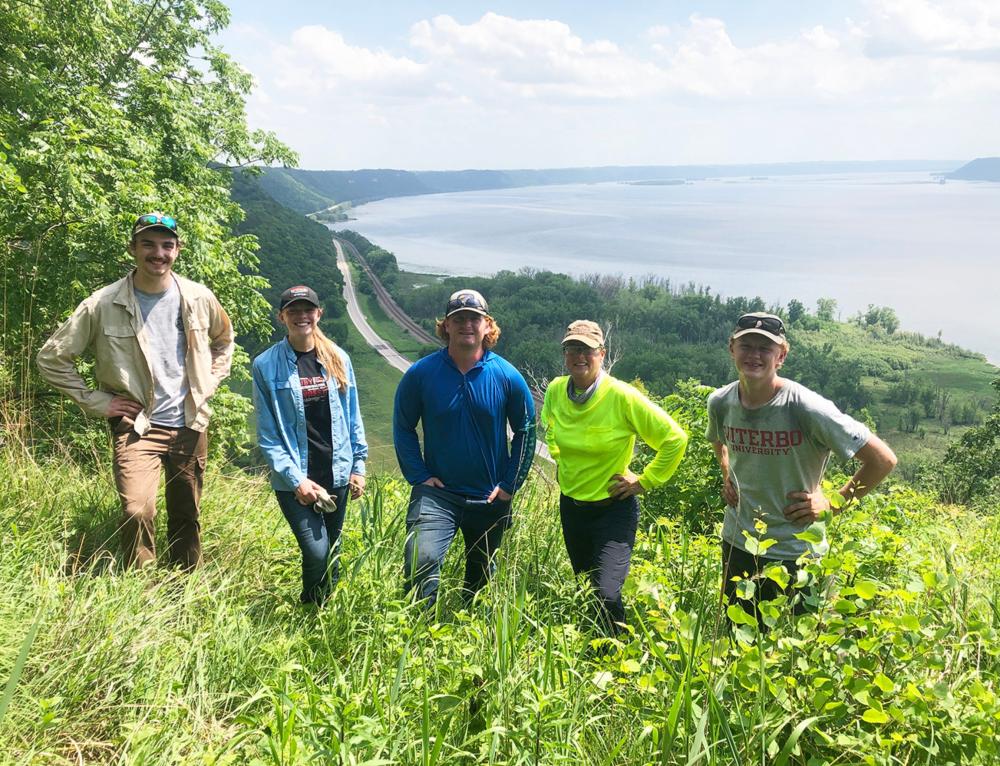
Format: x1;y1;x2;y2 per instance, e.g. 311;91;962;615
635;378;723;532
786;298;806;324
939;378;1000;505
815;297;838;322
0;0;294;452
863;305;900;335
878;306;899;334
887;379;917;405
901;405;923;433
364;247;400;290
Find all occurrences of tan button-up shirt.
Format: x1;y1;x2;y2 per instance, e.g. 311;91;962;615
36;271;234;434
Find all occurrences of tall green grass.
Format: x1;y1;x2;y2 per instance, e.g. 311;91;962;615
1;444;998;765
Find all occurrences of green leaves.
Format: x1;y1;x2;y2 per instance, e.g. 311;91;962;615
861;708;890;724
794;522;826;547
853;580;878;600
742;533;778;557
871;673;895;693
2;0;294;453
726;604;758;627
762;563;791;590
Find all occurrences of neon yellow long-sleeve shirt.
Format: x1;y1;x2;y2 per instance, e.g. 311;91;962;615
540;375;688;502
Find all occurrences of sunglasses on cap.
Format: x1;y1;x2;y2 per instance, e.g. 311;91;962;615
133;213;178;233
736;314;785;335
446;293;487;314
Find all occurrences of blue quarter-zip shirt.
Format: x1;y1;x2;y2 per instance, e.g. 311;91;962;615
253;339;367;492
393;348;536;498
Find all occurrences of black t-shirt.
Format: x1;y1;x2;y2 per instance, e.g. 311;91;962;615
295;349;334;489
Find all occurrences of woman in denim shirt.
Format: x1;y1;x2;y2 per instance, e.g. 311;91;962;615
252;285;367;604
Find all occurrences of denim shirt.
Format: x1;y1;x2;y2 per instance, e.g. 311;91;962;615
252;339;367;492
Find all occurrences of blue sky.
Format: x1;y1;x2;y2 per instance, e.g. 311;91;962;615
221;2;863;51
217;1;1000;170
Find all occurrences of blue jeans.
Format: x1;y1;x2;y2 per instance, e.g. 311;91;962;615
276;486;349;604
560;494;640;634
403;484;512;606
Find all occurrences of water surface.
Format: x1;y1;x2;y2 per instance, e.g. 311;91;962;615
348;173;1000;362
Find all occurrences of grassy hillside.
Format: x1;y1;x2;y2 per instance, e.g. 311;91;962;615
761;319;998;466
2;435;998;764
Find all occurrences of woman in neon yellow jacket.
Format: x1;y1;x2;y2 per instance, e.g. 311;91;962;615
541;320;688;634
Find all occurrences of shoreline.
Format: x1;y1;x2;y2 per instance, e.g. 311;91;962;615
332;225;997;368
340;174;1000;364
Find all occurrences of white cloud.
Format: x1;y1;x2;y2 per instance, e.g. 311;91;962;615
646;25;672;41
227;6;1000;169
410;13;663;100
271;25;426;94
862;0;1000;56
644;16;878;100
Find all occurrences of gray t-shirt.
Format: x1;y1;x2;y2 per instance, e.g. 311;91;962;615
134;280;189;427
706;379;872;559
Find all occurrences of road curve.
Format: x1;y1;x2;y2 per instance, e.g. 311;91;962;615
336;236;440;347
334;238;412;375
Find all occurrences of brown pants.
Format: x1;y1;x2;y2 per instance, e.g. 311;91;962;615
111;418;207;570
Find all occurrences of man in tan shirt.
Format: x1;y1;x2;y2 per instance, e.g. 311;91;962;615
37;213;234;569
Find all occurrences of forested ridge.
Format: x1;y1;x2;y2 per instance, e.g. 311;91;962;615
258;160;960;213
229;170;348;354
338;229;998;474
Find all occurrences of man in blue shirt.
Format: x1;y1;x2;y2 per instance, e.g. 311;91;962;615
394;288;536;606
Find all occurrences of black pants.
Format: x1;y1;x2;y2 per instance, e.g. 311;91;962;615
721;539;810;628
559;494;640;634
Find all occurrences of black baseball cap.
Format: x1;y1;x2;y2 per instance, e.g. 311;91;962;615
278;285;321;310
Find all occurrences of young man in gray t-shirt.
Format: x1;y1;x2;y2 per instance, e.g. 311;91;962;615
706;313;897;621
37;213;234;570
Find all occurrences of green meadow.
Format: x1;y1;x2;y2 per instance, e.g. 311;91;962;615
2;435;998;764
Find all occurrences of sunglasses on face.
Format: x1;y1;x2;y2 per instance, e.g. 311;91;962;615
736;314;785;335
563;345;601;357
134;213;178;233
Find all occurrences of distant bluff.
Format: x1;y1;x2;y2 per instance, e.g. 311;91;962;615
947;157;1000;181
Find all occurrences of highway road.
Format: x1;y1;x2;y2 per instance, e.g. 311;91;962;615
336;236;439;347
334;238;412;375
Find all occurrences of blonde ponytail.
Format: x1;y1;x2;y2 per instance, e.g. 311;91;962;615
313;326;348;392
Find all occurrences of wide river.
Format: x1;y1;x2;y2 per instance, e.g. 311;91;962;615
348;172;1000;363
